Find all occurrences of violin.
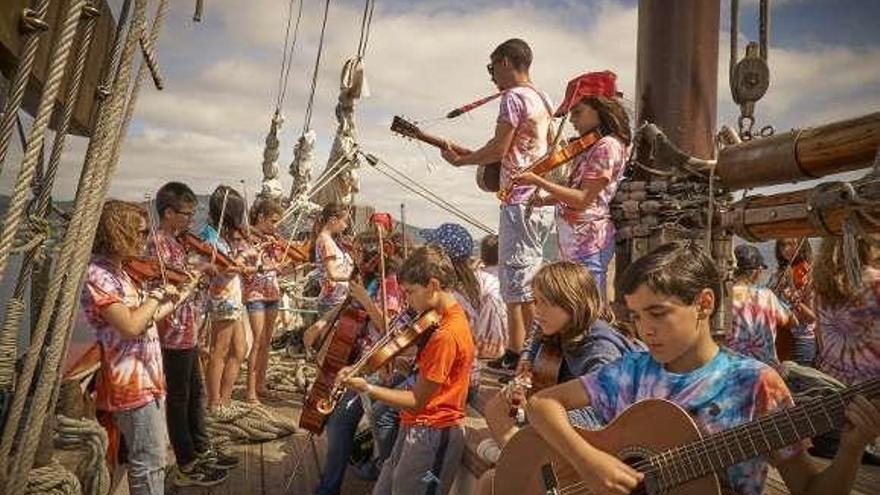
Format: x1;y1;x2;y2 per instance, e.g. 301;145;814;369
178;231;240;272
123;256;191;285
315;309;441;415
497;129;602;202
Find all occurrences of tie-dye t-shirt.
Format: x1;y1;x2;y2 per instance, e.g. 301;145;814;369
497;86;554;205
314;234;354;307
81;256;166;412
727;284;793;369
240;236;282;303
580;349;804;495
556;135;628;260
147;230;199;349
199;224;243;319
816;266;880;385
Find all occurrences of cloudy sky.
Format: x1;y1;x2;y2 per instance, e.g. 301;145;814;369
2;0;879;234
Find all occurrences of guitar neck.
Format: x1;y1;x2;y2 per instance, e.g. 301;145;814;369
410;130;471;156
654;378;878;490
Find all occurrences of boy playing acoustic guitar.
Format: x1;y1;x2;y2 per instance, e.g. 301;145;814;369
527;241;880;495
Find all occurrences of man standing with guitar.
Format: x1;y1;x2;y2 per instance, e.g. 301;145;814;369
441;38;555;373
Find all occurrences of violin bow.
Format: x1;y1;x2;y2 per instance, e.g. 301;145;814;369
370;213;393;334
145;193;168;285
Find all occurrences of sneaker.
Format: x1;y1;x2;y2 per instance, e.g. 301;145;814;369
486;350;519;373
198;447;240;470
173;462;228;487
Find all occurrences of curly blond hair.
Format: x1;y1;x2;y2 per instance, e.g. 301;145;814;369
93;200;148;257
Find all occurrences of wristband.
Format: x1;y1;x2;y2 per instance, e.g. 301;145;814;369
364;383;374;396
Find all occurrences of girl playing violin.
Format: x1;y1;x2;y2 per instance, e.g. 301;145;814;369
241;198;285;403
769;238;818;366
302;203;355;352
199;185;248;414
150;182;236;486
513;71;630;300
80;200;198;494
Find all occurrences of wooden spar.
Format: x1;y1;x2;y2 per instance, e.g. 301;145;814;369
716;111;880;190
718;173;880;241
0;0;115;137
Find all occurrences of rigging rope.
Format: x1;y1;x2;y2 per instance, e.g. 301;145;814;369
275;0;305;111
360;152;496;235
0;2;162;492
0;0;52;179
301;0;332;136
356;0;376;59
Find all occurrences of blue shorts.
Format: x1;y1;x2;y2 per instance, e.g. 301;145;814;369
245;299;280;312
574;241;615;301
498;203;553;303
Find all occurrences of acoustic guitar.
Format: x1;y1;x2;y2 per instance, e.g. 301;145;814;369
390;116;501;193
493;377;879;495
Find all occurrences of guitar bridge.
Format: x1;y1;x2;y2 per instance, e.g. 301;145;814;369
540;463;559;495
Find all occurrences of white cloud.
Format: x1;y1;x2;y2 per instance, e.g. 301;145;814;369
1;0;877;238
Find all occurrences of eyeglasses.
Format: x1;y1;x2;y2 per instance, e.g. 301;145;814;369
486;63;494;76
173;208;196;219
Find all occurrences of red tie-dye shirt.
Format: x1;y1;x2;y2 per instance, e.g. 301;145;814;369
81;256;165;412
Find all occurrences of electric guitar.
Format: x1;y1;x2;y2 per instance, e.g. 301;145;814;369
493;377;879;494
390;116;501;193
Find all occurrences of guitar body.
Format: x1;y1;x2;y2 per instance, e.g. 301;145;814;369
299;307;367;434
494;399;720;495
476;162;501;192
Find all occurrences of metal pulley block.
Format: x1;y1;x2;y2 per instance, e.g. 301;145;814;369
731;43;770;105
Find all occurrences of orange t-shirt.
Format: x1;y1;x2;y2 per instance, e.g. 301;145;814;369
401;303;476;428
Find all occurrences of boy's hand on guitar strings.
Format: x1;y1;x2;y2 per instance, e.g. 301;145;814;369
841;394;880;450
578;447;644;495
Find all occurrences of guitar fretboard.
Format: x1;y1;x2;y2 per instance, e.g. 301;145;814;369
650;378;878;491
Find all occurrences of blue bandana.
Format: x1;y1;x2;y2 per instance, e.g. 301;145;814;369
420;223;474;259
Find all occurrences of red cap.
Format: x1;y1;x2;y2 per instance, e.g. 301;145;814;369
369;212;393;233
554;71;619;117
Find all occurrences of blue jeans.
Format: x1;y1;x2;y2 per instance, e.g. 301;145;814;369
575;241;615;301
792;336;817;366
114;399;166;495
316;374;409;495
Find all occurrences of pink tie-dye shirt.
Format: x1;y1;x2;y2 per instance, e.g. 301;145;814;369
240;237;282;303
497;86;553;204
816;266;880;385
556;136;628;260
148;230;200;349
81;256;166;412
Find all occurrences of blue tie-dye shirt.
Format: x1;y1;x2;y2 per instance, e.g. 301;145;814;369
580;348;804;495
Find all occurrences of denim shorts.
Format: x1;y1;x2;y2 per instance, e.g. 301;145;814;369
574;240;615;301
245;299;280;312
498;203;553;303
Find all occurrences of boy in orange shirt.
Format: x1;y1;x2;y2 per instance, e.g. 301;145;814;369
342;245;476;495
